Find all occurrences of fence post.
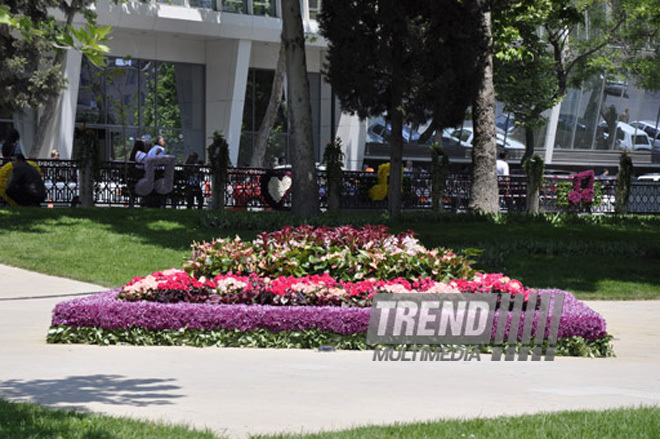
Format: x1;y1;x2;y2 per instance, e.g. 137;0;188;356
323;137;344;212
207;131;230;210
524;154;544;214
74;127;99;208
431;143;449;213
615;151;633;214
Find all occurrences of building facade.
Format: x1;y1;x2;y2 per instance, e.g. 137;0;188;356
6;0;366;169
3;0;658;172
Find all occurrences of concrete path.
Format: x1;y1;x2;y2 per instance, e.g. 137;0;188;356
1;263;659;438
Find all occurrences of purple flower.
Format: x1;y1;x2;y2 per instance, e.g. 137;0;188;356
567;190;582;206
581;188;594;203
51;288;607;341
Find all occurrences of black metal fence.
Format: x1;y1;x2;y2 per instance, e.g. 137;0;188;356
4;159;656;214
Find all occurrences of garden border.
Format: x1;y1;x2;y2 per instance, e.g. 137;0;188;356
48;289;613;357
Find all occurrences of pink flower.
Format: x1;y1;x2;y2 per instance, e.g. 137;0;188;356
568;190;582;206
581;188;594;203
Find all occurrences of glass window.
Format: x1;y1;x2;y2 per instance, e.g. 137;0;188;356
238;68;289;167
189;0;216;8
105;57;139;128
76;56;205;162
308;0;321;20
253;0;276;16
76;58;105;125
222;0;246;13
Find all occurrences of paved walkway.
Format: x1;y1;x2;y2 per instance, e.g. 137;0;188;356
1;263;659;438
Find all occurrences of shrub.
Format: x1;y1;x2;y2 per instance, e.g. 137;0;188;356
183;225;476;282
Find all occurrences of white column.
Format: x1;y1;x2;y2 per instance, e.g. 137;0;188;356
319;77;332;149
57;49;83;160
335;113;365;171
205;39;252;166
543;102;562;165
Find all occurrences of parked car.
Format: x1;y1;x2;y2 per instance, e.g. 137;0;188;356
598;121;653;151
367;120;426;144
443;123;526;150
638;173;660;182
629;120;660;148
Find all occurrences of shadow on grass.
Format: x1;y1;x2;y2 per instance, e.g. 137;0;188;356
0;207;220;254
0;374;182;408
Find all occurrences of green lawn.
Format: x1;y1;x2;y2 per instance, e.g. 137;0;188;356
0;208;658;299
1;399;658;439
0;399;219;439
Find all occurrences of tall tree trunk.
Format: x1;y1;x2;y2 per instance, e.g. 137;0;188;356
526;182;540;213
469;9;499;213
281;0;319;219
521;127;535;164
387;12;406;217
249;37;286;168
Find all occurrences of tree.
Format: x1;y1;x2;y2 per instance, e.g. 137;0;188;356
319;0;483;216
618;0;660;91
0;1;111;157
281;0;319;219
493;0;644;161
249;36;286;168
467;0;500;213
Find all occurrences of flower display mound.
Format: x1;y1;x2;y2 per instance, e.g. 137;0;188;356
47;225;612;356
182;224;475;281
117;269;532;307
48;288;612;356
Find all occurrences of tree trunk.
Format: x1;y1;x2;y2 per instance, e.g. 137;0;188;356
418;118;438;145
526;184;540;213
386;24;405;217
469;10;499;213
281;0;319;219
211;173;225;210
521;127;535;164
327;177;341;212
249;38;286;168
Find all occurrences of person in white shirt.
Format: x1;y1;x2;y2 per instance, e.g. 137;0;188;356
496;151;509;176
147;135;166;158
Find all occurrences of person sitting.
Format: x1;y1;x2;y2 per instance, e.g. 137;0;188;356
1;129;22;161
147;135;167;158
5;154;47;207
130;139;148;163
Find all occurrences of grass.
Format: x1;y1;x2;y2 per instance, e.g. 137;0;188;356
254;406;660;439
1;399;658;439
0;399;219;439
0;208;658;299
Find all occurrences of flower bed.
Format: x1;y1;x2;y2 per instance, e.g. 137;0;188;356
48;225;613;356
117;269;532;307
48;288;612;356
183;225;475;281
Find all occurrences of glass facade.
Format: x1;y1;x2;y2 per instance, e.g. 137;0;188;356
130;0;329;20
364;74;659;165
76;57;205;163
137;0;278;16
555;75;660;153
238;68;322;168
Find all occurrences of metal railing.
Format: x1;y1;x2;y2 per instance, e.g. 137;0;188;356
4;159;657;214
